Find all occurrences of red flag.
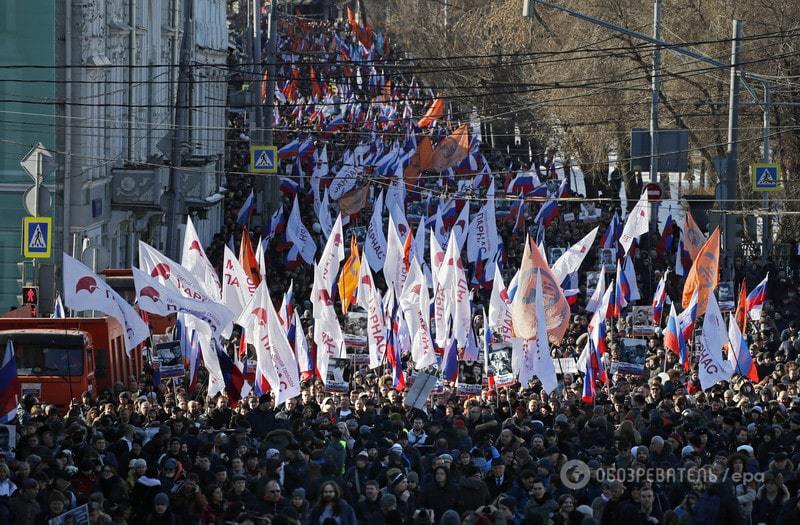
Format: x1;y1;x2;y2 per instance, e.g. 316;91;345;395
735;278;748;333
239;227;262;288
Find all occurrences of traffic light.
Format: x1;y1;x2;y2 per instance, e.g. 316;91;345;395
22;286;38;306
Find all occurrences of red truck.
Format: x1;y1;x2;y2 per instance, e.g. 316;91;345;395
0;317;144;408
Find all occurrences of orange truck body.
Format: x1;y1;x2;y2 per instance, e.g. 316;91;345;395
0;317;144;408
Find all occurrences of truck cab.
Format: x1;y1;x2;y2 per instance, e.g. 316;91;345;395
0;329;94;406
0;317;143;409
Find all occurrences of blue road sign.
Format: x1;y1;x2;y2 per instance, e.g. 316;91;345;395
22;216;52;259
250;145;278;174
752;163;782;192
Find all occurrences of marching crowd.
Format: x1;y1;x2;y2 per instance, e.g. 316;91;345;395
5;6;800;525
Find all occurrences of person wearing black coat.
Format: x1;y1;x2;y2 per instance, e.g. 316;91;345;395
417;465;461;523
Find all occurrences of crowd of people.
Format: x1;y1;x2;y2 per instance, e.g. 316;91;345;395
5;4;800;525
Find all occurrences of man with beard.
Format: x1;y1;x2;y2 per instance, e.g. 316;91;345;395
308;481;357;525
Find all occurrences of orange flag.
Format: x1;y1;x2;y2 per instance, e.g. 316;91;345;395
338;185;370;216
682;227;720;317
338;236;361;314
417;98;445;128
239;227;262;288
404;136;433;191
402;230;414;271
431;124;470;172
683;209;706;261
735;278;748;333
511;236;571;344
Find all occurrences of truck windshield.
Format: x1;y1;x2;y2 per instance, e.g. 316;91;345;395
15;345;84;376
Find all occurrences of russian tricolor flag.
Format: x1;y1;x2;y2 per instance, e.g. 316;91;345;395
612;260;630;318
677;289;699;341
482;308;494;389
652;273;668;325
564;288;580;306
746;274;768;321
385;300;405;391
601;213;621;249
298;137;316;162
236;190;256;226
0;340;21;424
324;117;347;133
216;343;249;407
581;352;597;404
279;177;300;197
657;215;674;257
728;314;758;382
441;338;459;383
534;200;560;228
278;138;301;160
663;304;689;371
506;173;538;196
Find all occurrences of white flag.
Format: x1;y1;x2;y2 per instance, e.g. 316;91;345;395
433;205;449;250
489;263;514;341
222;245;255;320
364;190;387;271
389;200;411;241
623;255;641;302
619;191;650;253
453;203;470;252
430;228;445;292
328;165;357;200
139;241;214;303
356;253;386;369
181;216;222;300
133;268;233;339
286;195;316;264
237;282;301;405
317;188;334;239
551;226;598;284
383;214;409;298
63;254;149;353
385;162;407;211
400;259;437;369
466;203;499;263
585;267;606;313
699;293;734;390
533;270;558;394
312;266;345;383
184;316;225;398
439;232;471;346
318;214;345;294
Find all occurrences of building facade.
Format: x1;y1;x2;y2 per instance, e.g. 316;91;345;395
0;0;228;313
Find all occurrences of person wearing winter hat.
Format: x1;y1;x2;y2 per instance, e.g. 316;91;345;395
289;487;310;522
144;492;175;525
439;509;460;525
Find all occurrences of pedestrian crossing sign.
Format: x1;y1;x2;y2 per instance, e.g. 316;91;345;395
250;145;278;174
22;216;52;259
751;163;782;192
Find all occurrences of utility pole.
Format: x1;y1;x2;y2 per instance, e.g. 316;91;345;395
261;0;278;213
649;0;661;230
164;0;193;259
723;20;742;282
252;0;263;144
761;84;771;263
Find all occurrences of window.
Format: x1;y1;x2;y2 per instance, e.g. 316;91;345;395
15;345;84;376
